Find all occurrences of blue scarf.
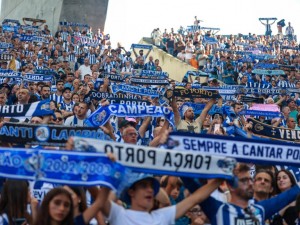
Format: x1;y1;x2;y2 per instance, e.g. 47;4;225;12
85;104;175;127
239;110;281;118
130;77;169;85
252;69;285;75
0;42;13;49
0;148;125;191
112;84;159;97
131;44;153;50
140;70;168;78
0;100;55;117
72;137;236;180
59;21;89;27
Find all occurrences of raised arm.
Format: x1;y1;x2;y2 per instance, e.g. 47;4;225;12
175;179;222;219
171;95;181;126
195;98;216;124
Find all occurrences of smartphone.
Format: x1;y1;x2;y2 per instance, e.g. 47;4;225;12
214;124;221;134
13;218;26;225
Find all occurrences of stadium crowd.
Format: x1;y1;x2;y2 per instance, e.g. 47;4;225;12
0;15;300;225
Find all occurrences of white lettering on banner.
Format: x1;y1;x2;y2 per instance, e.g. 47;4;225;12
182;139;283;159
107;105;170;116
108;105;117;113
72;137;235;177
103;143;211;171
171;134;300;165
279;129;300;140
0;153;23;167
25;75;43;80
0;105;23;114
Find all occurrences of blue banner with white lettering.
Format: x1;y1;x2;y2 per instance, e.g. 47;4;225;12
140;70;168;78
0;122;112;147
0;147;125;191
85;104;175;128
39;150;125;189
2;25;19;33
239;110;281;118
0;148;37;180
0;42;13;49
23;74;53;82
112;84;159;97
252;69;285;75
0;100;54;117
131;44;153;50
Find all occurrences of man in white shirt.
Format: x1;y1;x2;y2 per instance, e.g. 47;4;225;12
64;102;89;126
77;57;92;79
98;173;222;225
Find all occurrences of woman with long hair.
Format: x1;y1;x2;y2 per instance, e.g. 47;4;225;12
34;188;74;225
0;180;34;225
272;169;298;225
63;186;107;225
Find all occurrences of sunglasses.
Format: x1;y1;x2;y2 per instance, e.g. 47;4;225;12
54;117;63;121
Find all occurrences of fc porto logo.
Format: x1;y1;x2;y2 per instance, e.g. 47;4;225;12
217;158;236;174
40;103;50;110
92;110;107;125
35;126;50;142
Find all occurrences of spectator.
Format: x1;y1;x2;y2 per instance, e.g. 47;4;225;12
64;102;89;126
33;188;74;225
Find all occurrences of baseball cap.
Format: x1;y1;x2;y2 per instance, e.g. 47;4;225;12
119;119;137;129
119;173;160;205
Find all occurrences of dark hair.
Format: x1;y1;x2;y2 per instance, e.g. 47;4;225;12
56;80;65;85
50;100;58;109
0;180;32;225
231;102;243;109
255;169;275;189
274;169;297;194
69;186;87;213
296;194;300;214
34;188;74;225
233;163;250;176
160;176;183;188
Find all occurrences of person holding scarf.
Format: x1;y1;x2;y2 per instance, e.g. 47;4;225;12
171;95;216;133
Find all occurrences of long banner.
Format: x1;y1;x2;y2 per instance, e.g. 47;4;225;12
72;137;236;179
130;77;169;85
173;88;220;98
248;118;300;143
0;148;124;191
89;90;141;101
112;84;159;97
0;100;54;117
0;122;111;146
168;132;300;166
84;104;175;128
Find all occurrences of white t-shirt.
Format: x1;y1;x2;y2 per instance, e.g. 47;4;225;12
108;201;176;225
78;64;92;76
64;115;85;126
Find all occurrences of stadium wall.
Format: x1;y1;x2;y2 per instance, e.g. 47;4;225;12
0;0;108;33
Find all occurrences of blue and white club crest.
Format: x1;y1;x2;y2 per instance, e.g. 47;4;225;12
35;126;50;142
217;158;236;174
92;110;107;125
